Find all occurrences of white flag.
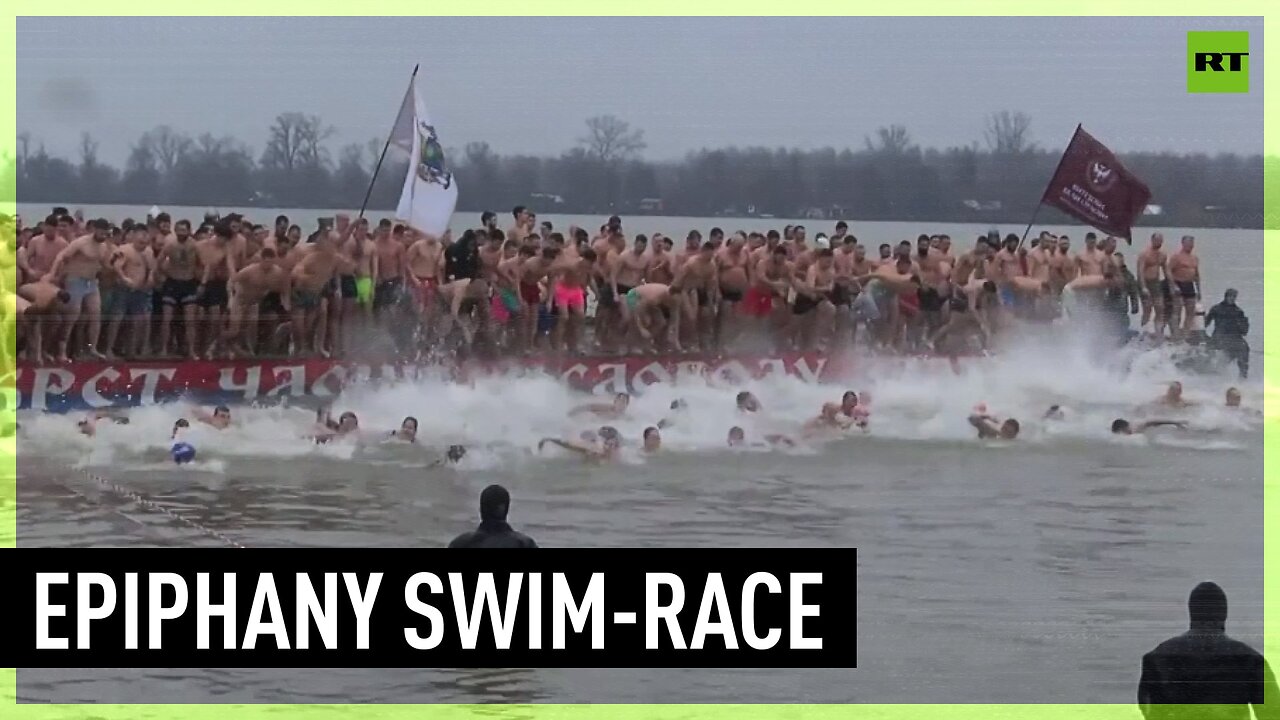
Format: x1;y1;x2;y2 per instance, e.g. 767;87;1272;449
390;75;457;237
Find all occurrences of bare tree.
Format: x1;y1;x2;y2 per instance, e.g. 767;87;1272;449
146;126;192;177
984;111;1034;154
17;131;31;165
78;132;99;168
579;115;646;164
865;125;913;154
262;112;333;173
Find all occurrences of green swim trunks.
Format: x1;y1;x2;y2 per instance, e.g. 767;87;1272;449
356;277;374;307
625;288;640;311
292;288;321;309
500;287;521;313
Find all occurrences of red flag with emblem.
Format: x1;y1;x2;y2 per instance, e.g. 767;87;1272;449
1041;125;1152;244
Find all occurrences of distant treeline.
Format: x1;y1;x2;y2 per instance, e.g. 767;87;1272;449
10;111;1267;229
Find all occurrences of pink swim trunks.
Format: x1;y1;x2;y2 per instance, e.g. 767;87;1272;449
554;283;586;312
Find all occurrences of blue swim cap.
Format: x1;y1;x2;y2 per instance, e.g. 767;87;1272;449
171;442;196;465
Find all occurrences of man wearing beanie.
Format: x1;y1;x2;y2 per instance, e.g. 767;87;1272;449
1138;581;1278;718
448;484;538;549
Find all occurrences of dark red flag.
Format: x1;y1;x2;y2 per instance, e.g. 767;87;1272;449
1041;125;1152;244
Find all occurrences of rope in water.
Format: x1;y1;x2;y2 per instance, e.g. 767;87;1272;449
67;466;246;549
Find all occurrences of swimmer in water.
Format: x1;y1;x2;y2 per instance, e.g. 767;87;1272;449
1043;405;1065;421
1153;381;1194;409
658;398;688;429
77;410;130;437
313;408;359;443
1111;418;1188;435
736;391;762;413
427;444;467;467
390;416;418;443
539;426;621;462
170;418;196;464
805;402;854;436
727;426;795;448
968;412;1020;440
643;426;662;452
569;392;630;420
194;405;232;429
839;391;870;429
1225;387;1242;408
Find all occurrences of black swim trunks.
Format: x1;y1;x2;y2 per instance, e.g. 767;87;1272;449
198;280;229;308
721;288;744;303
340;274;358;299
1175;280;1198;299
696;289;713;308
793;294;820;315
597;284;618;308
161;278;200;307
374;278;403;309
918;286;945;313
828;284;852;307
260;291;285;315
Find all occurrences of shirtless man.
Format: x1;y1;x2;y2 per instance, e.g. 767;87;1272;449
336;219;377;353
613;234;650;329
1047;235;1076;294
372;222;407;320
508;205;535;247
405;230;445;343
196;223;237;359
624;283;681;353
951;238;990;288
1076;233;1107;278
792;248;838;351
1027;233;1054;286
290;230;356;356
1136;233;1170;338
715;232;751;351
102;225;156;359
45;218;112;362
227;247;290;356
646;235;676;286
969;412;1020;440
1167;235;1201;341
916;235;950;334
671;241;718;352
15;280;70;362
991;235;1024;309
549;247;597;354
804;402;853;437
21;216;67;287
748;245;794;346
519;245;560;352
495;245;534;352
154;220;202;358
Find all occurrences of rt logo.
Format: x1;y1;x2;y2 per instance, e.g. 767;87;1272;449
1187;31;1249;93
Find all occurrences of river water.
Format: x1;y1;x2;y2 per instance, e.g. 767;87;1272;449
12;208;1267;704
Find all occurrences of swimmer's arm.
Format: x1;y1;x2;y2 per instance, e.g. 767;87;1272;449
1138;420;1187;432
765;434;796;447
968;414;999;435
537;438;591;455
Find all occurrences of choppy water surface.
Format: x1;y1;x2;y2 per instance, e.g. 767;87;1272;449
15;327;1265;703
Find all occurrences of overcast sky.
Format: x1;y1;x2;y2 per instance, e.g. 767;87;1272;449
17;16;1264;167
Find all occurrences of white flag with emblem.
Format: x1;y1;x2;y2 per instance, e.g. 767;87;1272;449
389;74;457;237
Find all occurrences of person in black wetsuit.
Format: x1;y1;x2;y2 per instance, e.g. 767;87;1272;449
1204;289;1250;379
448;484;538;548
1138;581;1278;719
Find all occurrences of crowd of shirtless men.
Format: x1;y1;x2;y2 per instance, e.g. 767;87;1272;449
9;204;1205;363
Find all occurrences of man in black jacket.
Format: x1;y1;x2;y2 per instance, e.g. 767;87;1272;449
1138;581;1277;719
448;484;538;548
1205;289;1250;378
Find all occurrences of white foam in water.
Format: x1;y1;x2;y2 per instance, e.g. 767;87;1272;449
18;327;1263;466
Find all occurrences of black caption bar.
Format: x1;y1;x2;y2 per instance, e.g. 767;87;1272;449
0;549;856;668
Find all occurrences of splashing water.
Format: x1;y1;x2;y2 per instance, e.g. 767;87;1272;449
17;327;1261;470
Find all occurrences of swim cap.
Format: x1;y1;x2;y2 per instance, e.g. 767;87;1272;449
171;442;196;465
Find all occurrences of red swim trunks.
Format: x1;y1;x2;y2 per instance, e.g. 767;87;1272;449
742;286;774;317
410;276;438;309
899;292;919;317
520;281;542;305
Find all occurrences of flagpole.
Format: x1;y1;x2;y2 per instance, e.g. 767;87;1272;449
1017;123;1082;251
359;64;419;220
